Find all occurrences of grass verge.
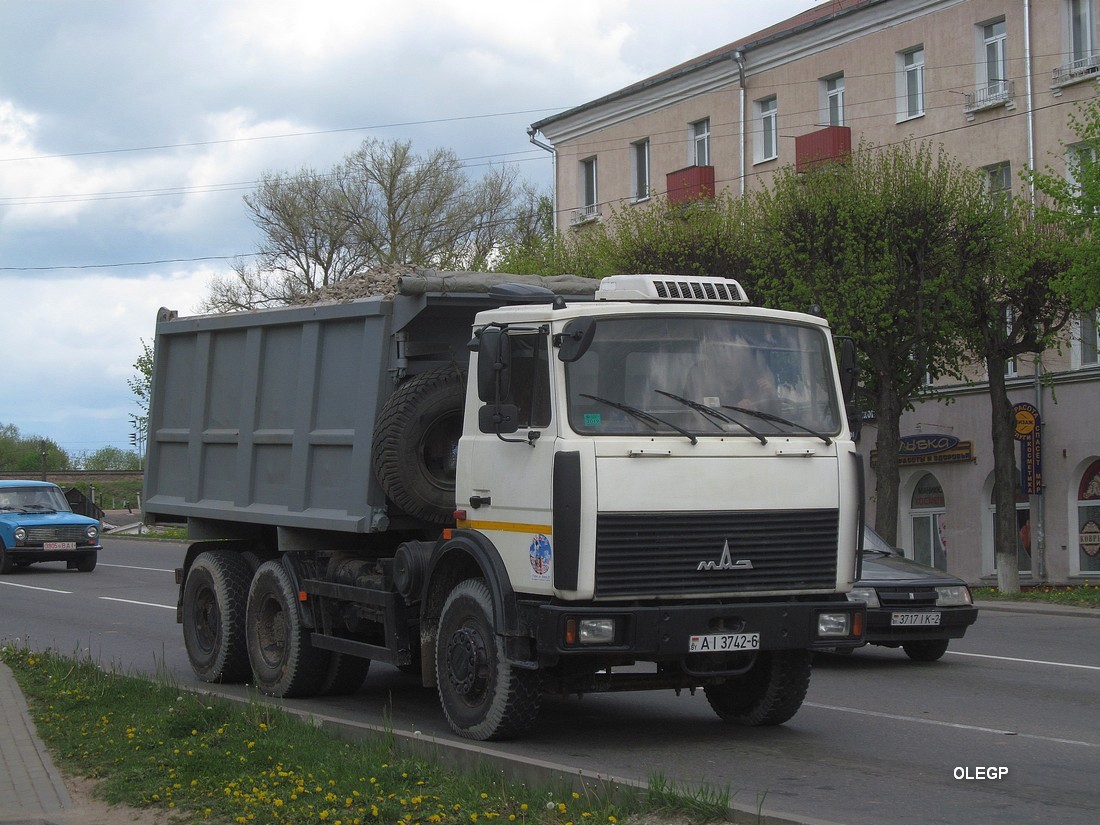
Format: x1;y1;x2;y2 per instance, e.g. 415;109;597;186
0;644;732;825
972;583;1100;609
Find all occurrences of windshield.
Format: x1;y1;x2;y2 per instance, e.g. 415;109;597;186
0;486;72;513
564;315;841;438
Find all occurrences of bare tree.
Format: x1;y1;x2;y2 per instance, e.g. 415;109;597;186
204;139;524;311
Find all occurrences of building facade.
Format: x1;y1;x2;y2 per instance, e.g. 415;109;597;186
530;0;1100;585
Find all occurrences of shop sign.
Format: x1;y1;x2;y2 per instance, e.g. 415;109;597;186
1013;403;1042;495
870;434;974;468
1081;521;1100;557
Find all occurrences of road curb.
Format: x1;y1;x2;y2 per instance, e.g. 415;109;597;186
973;600;1100;619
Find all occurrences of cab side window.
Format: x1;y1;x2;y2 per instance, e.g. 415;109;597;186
508;333;551;428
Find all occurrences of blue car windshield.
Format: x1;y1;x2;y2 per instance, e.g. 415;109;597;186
0;486;72;513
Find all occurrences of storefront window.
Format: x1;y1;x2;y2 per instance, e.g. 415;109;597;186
1077;460;1100;574
990;487;1031;573
911;473;947;570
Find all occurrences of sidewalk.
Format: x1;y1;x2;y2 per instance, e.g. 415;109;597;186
0;660;72;824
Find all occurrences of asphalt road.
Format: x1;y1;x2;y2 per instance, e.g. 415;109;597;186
2;537;1098;825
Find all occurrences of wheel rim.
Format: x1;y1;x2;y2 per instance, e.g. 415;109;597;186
255;593;289;668
446;624;489;703
193;586;219;654
420;412;463;491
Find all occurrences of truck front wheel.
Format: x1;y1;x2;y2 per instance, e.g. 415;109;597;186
246;560;327;698
182;550;253;683
435;579;541;741
704;650;812;726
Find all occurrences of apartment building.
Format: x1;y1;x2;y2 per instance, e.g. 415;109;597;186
529;0;1100;585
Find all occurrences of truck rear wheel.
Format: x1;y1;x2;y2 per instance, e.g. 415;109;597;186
372;367;466;524
182;550;253;683
246;560;328;698
704;650;812;726
436;579;541;741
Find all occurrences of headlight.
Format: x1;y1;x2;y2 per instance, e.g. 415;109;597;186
936;585;972;606
847;586;880;608
817;611;852;637
85;525;99;541
14;527;26;543
564;617;617;645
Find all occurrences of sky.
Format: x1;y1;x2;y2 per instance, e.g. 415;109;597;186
0;0;820;460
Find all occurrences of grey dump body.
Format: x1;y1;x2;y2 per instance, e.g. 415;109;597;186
142;272;595;533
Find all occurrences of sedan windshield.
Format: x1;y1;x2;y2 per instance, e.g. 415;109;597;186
564;315;840;439
0;486;72;513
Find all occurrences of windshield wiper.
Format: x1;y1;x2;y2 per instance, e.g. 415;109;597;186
655;390;767;445
21;504;58;513
722;405;833;445
580;393;697;445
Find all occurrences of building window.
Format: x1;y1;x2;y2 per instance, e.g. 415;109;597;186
823;75;845;126
984;19;1008;87
990;487;1033;575
1070;0;1096;63
691;119;710;167
984;161;1012;209
632;139;650;201
1066;141;1097;196
757;96;778;162
573;157;598;224
1003;306;1018;378
910;473;947;571
1079;309;1100;366
1076;459;1100;574
899;47;925;119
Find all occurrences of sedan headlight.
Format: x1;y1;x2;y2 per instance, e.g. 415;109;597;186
14;527;26;543
936;585;972;606
847;586;880;608
85;525;99;541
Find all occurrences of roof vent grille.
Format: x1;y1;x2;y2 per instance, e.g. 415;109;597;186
595;274;749;304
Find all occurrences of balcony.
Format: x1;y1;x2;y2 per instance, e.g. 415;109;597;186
1052;53;1100;93
963;80;1015;120
570;203;600;226
795;126;852;173
665;165;715;205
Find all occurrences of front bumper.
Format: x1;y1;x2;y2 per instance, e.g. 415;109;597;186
862;605;978;644
4;543;102;564
533;599;865;667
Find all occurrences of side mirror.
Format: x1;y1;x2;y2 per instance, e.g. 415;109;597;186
837;337;862;440
479;403;520;435
477;327;511;403
556;317;596;362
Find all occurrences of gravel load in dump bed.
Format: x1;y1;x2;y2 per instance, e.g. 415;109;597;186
294;267;598;305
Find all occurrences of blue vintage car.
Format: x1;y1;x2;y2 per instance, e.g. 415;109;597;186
0;480;101;573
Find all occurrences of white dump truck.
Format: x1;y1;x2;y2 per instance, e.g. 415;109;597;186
144;271;865;740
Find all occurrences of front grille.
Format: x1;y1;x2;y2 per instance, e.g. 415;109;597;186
595;510;838;596
23;526;88;545
877;588;938;608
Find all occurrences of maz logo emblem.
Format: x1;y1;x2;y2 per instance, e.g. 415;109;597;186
697;540;754;571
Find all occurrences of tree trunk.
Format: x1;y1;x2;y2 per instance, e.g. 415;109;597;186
987;356;1022;593
872;383;904;546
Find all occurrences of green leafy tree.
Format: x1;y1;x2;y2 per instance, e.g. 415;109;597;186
747;141;1002;545
1029;96;1100;309
0;422;71;474
127;338;153;463
82;446;143;471
955;212;1074;591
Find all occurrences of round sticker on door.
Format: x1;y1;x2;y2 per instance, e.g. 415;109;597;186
529;534;552;581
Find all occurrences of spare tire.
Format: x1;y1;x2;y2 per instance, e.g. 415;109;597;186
373;367;466;523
